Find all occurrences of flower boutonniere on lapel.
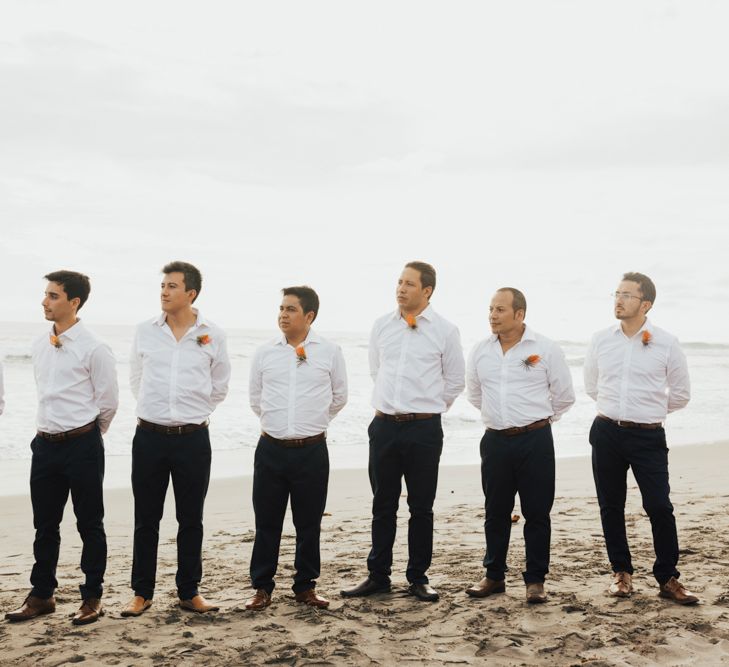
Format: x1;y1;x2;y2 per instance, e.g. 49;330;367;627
196;334;212;347
405;314;417;330
641;330;652;347
49;334;62;349
521;354;541;370
295;345;307;366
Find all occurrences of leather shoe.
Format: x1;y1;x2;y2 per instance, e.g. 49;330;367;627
659;577;699;605
244;588;271;611
72;598;104;625
408;583;439;602
466;577;506;598
608;572;633;598
526;582;547;604
340;577;391;598
5;595;55;622
179;594;219;613
295;589;330;608
121;596;153;617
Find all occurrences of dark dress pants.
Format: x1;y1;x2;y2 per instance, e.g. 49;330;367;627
29;425;106;600
131;426;211;600
481;425;555;584
590;417;680;584
367;415;443;586
249;435;329;595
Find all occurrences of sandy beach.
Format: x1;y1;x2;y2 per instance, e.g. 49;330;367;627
1;440;728;666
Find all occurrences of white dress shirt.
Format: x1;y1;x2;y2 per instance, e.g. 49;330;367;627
130;311;231;426
249;329;348;438
32;321;119;434
467;325;575;429
584;318;690;424
0;360;5;416
369;305;465;414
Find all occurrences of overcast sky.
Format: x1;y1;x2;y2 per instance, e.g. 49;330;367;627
1;1;728;342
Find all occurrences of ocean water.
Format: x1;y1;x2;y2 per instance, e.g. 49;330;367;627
1;322;728;495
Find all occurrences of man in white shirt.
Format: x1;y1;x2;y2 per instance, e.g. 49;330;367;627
342;261;465;602
5;271;118;625
122;262;231;617
584;271;697;604
244;286;347;611
465;288;574;603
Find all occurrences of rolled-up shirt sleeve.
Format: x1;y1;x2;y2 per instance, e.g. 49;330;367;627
89;344;119;434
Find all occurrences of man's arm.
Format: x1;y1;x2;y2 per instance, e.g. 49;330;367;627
329;345;348;420
666;339;690;413
129;329;142;400
368;321;380;383
442;328;466;410
465;344;482;411
210;331;231;408
89;344;119;434
249;348;263;417
583;334;599;402
546;343;575;421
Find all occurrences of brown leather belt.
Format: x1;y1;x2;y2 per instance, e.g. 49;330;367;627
488;418;551;437
375;410;436;422
37;420;97;442
262;432;326;448
137;418;209;435
597;415;662;430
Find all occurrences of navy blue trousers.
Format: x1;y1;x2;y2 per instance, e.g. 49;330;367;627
250;435;329;595
367;415;443;586
480;425;555;584
29;426;106;600
590;417;680;584
130;426;211;600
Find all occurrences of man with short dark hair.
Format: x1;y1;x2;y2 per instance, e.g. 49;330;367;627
465;288;574;603
5;271;118;625
342;261;465;602
244;286;347;610
585;272;697;604
122;261;230;617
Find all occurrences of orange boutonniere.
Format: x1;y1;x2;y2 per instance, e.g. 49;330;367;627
49;334;62;349
405;314;417;329
521;354;540;369
295;345;307;366
196;334;212;346
641;330;652;347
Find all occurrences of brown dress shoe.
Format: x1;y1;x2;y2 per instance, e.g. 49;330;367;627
526;582;547;604
244;588;271;611
179;594;220;613
121;596;153;617
608;572;633;598
72;598;104;625
466;577;506;598
295;589;330;608
5;595;56;622
659;577;699;605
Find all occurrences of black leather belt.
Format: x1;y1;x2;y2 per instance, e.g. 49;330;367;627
37;420;97;442
137;418;209;435
597;415;662;430
375;410;436;422
487;418;551;437
262;432;326;448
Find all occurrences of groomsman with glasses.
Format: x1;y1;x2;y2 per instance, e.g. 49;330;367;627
342;261;465;603
5;271;118;625
585;272;698;604
122;261;231;617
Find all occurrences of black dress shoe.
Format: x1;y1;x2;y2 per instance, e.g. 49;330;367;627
340;577;391;598
408;583;439;602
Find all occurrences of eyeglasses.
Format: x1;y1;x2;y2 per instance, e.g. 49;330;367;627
612;292;643;301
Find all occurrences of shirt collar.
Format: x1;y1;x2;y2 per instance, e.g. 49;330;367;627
487;323;534;345
391;303;435;323
612;317;651;337
276;328;320;346
156;308;205;328
50;319;84;340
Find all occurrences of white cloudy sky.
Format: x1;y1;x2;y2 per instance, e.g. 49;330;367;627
1;0;728;342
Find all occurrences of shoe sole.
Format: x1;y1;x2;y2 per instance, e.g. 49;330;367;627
340;587;391;598
608;589;633;598
5;608;55;623
466;586;505;598
179;604;219;613
526;596;547;604
121;603;152;617
658;591;699;605
72;609;104;626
